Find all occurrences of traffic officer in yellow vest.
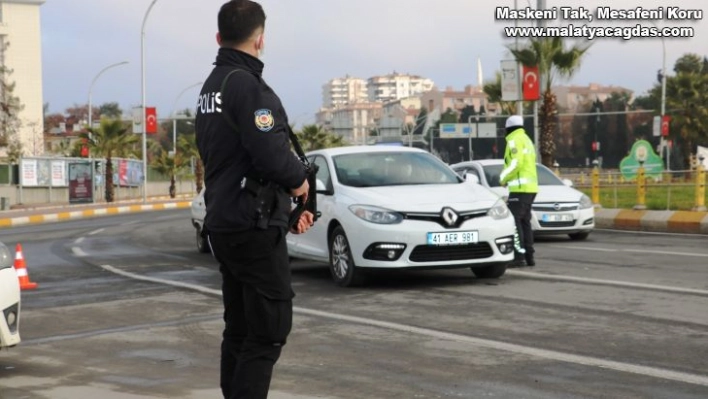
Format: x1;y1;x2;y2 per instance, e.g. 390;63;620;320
499;115;538;267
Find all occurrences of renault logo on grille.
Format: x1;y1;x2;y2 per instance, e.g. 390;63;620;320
441;207;459;227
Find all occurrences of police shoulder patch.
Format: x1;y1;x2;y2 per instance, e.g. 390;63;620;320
511;148;518;154
254;109;275;132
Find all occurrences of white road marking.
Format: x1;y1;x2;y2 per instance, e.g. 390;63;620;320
559;245;708;258
72;247;88;257
562;245;617;253
506;270;708;296
88;228;105;236
596;228;706;238
99;264;708;387
74;237;84;244
623;248;708;258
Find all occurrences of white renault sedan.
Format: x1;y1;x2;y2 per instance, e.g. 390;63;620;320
450;160;594;240
287;146;517;287
0;241;21;349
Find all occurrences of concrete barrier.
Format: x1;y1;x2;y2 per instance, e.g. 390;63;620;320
0;201;191;229
595;208;708;235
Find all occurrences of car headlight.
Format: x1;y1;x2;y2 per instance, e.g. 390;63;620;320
579;195;593;210
349;205;403;224
487;199;510;220
0;242;11;270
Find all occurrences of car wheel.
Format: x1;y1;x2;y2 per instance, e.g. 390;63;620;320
329;226;363;287
568;232;590;241
196;225;210;253
471;263;507;279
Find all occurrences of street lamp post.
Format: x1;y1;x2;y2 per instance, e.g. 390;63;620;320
467;114;480;161
593;104;600;163
141;0;159;204
171;82;203;156
88;61;129;130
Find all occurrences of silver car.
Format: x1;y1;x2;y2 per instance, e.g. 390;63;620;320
451;160;595;240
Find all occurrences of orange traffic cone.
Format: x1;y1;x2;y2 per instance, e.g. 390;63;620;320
14;243;37;290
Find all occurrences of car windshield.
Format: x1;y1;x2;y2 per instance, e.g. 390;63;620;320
333;152;461;187
482;164;564;187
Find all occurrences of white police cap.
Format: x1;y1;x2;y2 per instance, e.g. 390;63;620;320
505;115;524;128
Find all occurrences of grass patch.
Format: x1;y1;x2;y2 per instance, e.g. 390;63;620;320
577;183;707;211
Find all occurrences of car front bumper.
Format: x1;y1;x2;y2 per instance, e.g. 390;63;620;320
345;214;517;269
530;207;595;235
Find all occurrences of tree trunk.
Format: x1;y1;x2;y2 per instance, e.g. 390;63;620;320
105;157;114;203
539;90;558;167
195;159;204;193
169;174;176;198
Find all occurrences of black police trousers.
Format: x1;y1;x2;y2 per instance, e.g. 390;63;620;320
208;227;294;399
507;192;537;260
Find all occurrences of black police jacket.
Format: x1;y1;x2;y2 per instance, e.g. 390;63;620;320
195;48;307;233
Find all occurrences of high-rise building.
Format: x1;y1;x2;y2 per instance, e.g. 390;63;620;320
0;0;45;157
322;75;368;108
367;72;434;103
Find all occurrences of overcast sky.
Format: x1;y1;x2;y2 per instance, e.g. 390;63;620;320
41;0;706;126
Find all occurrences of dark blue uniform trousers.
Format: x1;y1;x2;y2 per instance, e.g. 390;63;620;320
209;227;293;399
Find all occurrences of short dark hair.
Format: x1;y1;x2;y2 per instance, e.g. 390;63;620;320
218;0;266;46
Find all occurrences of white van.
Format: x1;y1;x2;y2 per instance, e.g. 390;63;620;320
0;241;21;349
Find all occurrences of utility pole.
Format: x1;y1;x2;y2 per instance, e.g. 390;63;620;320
533;0;546;160
514;0;523;116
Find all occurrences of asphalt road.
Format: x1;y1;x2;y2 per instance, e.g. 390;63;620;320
0;210;707;399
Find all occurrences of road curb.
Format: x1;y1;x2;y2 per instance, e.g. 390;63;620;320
595;208;708;235
0;201;192;229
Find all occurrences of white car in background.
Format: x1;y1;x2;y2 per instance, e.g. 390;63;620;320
191;188;210;253
286;146;517;287
0;241;21;349
450;160;595;240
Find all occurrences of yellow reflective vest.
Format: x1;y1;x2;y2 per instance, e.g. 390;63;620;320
500;128;538;193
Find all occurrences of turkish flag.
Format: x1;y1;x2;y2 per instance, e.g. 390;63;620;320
522;65;540;101
661;115;671;137
146;107;158;134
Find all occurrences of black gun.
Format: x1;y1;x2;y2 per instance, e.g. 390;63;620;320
288;161;319;230
287;125;320;231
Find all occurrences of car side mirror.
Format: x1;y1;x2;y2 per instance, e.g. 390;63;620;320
562;178;574;187
316;179;327;191
465;174;479;185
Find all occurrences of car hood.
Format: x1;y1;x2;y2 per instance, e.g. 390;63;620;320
489;185;584;203
338;183;500;212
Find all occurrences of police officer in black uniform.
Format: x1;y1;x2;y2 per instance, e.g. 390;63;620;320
195;1;314;398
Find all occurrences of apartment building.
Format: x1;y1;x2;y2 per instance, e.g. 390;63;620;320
367;72;434;103
0;0;45;157
554;83;633;111
322;75;368;108
328;102;383;145
420;85;493;115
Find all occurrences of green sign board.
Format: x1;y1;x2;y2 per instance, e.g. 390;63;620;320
619;140;664;181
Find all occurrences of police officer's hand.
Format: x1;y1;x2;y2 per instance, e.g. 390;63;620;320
290;210;314;234
290;178;309;204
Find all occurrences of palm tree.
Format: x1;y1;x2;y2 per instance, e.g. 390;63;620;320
177;133;204;193
296;124;346;151
151;146;184;198
81;118;139;202
509;37;591;167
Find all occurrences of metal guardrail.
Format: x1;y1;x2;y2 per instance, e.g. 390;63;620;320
559;167;706;211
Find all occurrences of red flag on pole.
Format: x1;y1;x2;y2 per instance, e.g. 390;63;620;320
146;107;158;134
522;65;540;101
661;115;670;137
